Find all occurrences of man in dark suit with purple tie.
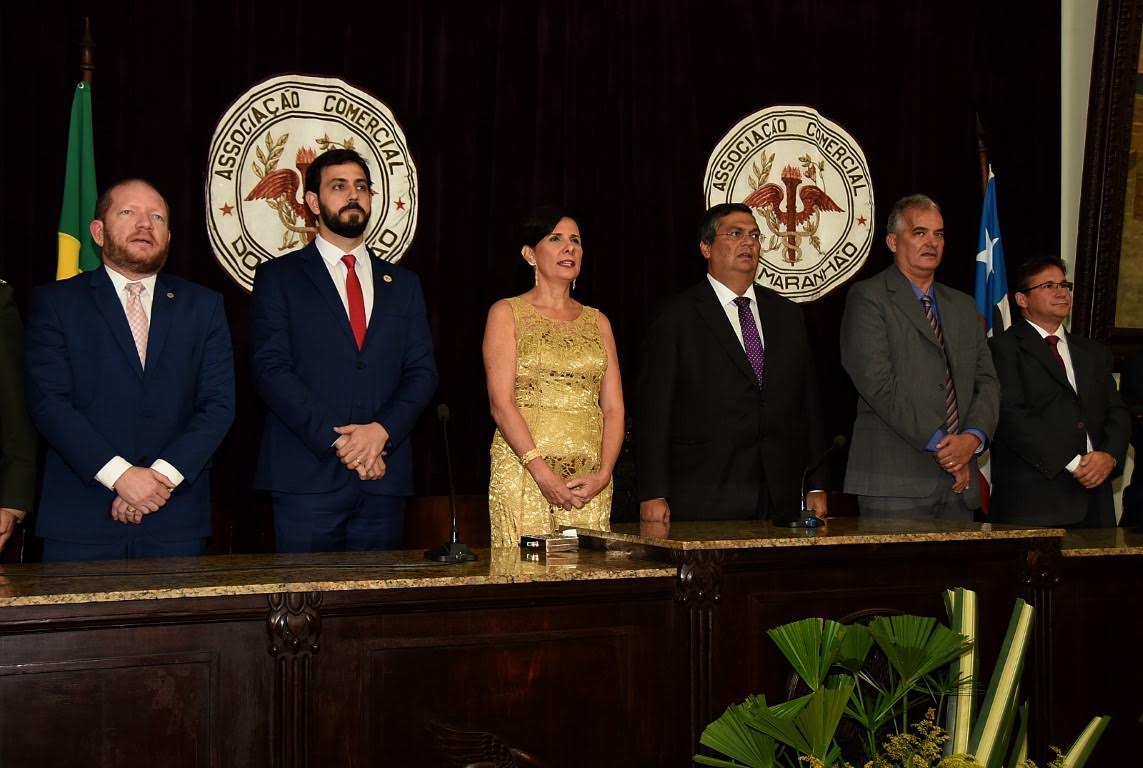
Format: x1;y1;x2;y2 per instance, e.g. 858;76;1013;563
634;203;827;524
250;148;438;552
25;179;236;560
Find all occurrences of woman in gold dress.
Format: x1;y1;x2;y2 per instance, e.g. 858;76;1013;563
483;207;625;547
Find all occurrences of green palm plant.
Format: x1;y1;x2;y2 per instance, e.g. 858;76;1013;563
694;591;1110;768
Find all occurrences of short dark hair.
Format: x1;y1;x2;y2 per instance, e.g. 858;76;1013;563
699;203;753;244
1016;256;1069;292
303;148;373;196
886;194;940;236
519;205;578;247
93;178;167;222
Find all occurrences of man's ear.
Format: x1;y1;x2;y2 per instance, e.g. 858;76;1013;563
305;191;321;216
89;219;105;247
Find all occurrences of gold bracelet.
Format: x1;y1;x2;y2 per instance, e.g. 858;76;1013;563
519;448;544;466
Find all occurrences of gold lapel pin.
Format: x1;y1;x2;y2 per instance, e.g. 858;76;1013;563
383;275;393;283
166;292;175;299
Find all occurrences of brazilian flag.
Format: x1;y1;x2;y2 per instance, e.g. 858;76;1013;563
57;81;98;279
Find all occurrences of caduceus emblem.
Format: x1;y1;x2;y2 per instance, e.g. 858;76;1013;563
743;152;844;265
244;133;361;251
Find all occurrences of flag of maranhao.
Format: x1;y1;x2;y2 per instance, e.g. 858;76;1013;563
57;81;98;280
974;167;1010;337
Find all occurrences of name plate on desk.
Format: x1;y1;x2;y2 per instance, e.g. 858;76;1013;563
520;532;579;554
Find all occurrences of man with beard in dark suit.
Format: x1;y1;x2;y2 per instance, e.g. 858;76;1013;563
25;179;235;560
250;149;438;552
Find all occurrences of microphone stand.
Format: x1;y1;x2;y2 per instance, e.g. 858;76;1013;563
783;435;848;528
425;404;478;562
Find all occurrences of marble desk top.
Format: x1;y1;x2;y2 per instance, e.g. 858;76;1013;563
0;547;675;608
1060;526;1143;556
580;517;1064;551
0;519;1080;608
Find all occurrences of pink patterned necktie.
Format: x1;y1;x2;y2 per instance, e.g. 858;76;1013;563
124;282;149;367
733;296;765;386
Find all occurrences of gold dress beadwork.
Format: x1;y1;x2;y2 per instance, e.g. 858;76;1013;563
488;297;612;547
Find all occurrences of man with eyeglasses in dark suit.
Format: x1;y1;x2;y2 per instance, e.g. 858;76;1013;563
635;203;828;525
989;256;1129;527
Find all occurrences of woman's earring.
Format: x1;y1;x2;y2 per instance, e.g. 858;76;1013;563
529;261;537;286
572;278;577;291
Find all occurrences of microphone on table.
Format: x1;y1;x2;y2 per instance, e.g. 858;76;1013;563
783;435;848;528
424;403;478;562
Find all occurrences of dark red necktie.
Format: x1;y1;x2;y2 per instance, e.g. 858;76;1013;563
341;254;367;349
1045;334;1067;375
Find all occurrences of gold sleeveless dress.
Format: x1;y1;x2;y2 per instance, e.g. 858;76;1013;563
488;297;613;547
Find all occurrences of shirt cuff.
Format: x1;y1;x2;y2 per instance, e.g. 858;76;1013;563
963;428;987;453
925;429;945;452
1065;454;1083;473
151;459;184;488
96;456;134;491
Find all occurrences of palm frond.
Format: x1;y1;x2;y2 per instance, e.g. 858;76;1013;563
968;599;1034;767
698;695;778;768
768;618;846;690
1057;715;1111;768
868;614;973;687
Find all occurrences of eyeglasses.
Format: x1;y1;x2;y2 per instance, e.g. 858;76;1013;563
1022;280;1074;293
716;229;761;242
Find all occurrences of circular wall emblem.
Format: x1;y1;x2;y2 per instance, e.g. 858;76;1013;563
206;75;418;292
704;106;874;302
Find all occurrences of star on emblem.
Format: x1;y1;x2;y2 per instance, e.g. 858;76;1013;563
219;202;234;216
394;198;406;211
856;215;867;226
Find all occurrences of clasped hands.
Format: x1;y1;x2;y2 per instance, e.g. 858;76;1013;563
111;466;175;524
933;433;979;494
525;456;608;512
334;422;389;480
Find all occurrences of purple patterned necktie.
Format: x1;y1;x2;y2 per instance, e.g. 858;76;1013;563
733;296;765;386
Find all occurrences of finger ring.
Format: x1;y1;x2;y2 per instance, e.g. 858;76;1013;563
128;506;136;513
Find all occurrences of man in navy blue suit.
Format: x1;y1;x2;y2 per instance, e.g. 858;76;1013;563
250;148;438;552
25;179;236;561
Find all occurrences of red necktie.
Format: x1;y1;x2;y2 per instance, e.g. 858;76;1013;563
1045;334;1067;375
341;254;367;349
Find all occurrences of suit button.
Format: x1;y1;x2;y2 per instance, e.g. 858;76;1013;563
1077;421;1085;431
356;361;366;370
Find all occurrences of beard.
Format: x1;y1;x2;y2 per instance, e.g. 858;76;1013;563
100;231;169;276
320;200;370;239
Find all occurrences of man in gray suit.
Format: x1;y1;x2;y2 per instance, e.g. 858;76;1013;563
840;194;999;519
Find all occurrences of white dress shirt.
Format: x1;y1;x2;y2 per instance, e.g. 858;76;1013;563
314;235;374;324
706;273;765;350
1024;319;1093;470
95;266;184;491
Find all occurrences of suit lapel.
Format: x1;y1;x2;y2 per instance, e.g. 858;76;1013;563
886;268;941;349
301;244;358;349
694;280;757;385
362;251;392;351
1015;321;1073;391
89;268;144;378
1066;330;1092;399
144;274;174;377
